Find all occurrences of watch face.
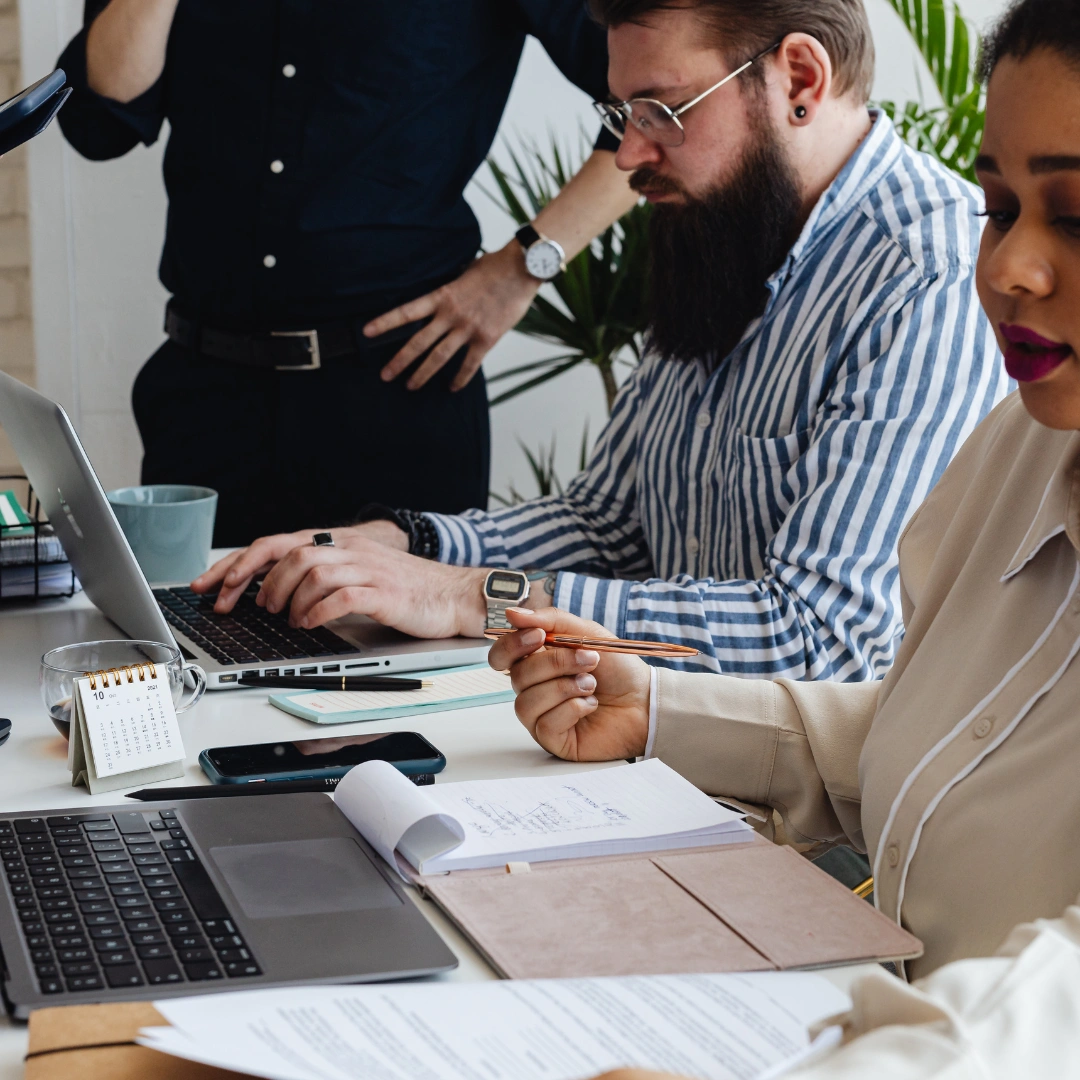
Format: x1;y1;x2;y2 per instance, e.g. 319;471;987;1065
525;241;563;281
486;571;527;601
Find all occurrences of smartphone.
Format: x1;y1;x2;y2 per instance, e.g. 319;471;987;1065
0;71;67;124
199;731;446;785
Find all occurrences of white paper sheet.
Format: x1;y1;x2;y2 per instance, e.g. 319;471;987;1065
334;758;749;873
141;973;850;1080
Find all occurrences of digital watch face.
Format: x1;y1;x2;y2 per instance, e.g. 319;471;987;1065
487;572;526;600
525;241;563;280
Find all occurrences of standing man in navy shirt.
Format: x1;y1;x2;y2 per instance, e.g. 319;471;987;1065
57;1;634;545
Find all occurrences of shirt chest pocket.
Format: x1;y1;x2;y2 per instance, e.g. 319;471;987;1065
728;428;812;548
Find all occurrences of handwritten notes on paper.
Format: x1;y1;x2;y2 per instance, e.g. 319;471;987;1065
333;758;751;875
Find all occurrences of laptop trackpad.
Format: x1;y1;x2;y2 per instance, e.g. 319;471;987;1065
210;838;402;919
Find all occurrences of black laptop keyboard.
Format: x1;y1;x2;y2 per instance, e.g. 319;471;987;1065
154;585;356;666
1;810;261;995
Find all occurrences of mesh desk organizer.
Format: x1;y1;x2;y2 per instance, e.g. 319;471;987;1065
0;476;77;601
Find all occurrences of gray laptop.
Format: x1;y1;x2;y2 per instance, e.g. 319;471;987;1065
0;371;489;688
0;794;457;1016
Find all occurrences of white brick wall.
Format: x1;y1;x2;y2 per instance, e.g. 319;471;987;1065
0;0;31;477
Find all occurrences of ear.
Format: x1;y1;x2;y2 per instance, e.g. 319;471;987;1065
772;33;833;126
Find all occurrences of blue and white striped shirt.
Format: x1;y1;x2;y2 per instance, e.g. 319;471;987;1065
431;114;1008;677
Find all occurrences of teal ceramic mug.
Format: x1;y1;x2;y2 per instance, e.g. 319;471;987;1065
107;484;217;584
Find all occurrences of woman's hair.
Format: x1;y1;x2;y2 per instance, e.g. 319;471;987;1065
980;0;1080;81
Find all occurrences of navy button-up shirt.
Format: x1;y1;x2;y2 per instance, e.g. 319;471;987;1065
58;0;614;328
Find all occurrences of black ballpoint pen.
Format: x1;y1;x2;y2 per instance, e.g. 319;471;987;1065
238;675;432;692
126;778;344;800
125;775;435;800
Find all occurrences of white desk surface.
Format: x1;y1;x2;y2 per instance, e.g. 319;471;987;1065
0;589;875;1079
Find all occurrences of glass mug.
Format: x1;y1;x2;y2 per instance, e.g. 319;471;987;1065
40;640;206;738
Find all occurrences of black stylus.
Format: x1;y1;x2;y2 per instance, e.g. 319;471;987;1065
238;675;431;692
125;774;436;800
126;778;343;800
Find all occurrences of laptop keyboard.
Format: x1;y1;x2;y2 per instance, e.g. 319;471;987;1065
154;585;356;666
1;810;261;995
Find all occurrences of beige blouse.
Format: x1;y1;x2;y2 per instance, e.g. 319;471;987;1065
648;393;1080;1070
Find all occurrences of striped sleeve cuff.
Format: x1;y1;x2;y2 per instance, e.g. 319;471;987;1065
552;572;632;636
425;512;507;568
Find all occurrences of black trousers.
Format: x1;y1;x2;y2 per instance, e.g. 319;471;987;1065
132;338;490;547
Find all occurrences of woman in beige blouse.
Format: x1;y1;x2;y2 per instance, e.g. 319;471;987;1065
489;1;1080;1072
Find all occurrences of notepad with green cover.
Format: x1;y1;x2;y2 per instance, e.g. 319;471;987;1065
267;663;515;725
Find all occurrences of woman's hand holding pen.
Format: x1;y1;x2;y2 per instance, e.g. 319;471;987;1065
488;608;651;762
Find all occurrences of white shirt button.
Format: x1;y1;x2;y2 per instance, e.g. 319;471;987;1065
270;160;284;174
262;254;277;269
886;843;900;868
696;413;711;430
282;64;297;78
973;716;994;739
687;537;700;556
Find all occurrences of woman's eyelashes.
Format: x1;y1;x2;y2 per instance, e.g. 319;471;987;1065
1051;214;1080;238
979;205;1018;230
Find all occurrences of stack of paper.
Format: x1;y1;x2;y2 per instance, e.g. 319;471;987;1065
334;757;752;874
139;974;850;1080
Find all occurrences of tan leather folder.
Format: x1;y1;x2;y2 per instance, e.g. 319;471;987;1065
25;1002;249;1080
416;836;922;979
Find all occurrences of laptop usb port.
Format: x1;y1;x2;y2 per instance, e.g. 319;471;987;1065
322;664;340;673
242;670;260;680
263;669;280;677
282;669;295;676
299;666;318;675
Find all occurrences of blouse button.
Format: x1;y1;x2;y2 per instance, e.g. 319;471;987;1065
973;716;994;739
886;843;900;868
696;413;711;430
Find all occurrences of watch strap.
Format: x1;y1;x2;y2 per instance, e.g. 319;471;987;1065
515;223;542;251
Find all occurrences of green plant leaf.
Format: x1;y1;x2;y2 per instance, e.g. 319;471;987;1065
487;358;584;407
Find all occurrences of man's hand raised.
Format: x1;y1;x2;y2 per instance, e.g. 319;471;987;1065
489;607;651;762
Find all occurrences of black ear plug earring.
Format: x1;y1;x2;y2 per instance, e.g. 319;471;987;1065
794;105;807;120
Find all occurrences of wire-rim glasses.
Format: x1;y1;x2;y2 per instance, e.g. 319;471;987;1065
593;41;781;149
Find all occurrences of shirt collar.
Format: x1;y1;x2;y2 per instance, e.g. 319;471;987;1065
1002;432;1080;582
765;109;902;296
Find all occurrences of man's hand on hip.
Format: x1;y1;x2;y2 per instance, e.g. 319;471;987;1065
364;242;540;392
488;607;651;762
192;521;409;612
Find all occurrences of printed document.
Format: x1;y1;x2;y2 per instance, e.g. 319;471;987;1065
139;973;850;1080
333;758;750;874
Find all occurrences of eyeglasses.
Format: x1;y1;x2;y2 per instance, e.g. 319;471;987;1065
593;42;781;148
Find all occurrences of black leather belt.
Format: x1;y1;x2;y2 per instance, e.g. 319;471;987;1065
164;305;424;371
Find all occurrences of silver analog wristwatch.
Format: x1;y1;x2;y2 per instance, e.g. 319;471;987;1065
515;223;566;281
484;569;530;630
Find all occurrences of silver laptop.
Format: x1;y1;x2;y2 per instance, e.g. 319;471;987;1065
0;372;489;688
0;794;457;1016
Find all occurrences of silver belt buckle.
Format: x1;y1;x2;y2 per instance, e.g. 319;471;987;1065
272;329;321;371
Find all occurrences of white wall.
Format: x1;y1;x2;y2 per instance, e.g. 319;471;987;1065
18;0;1011;502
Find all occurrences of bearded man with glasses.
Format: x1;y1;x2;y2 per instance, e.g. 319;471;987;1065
198;0;1008;689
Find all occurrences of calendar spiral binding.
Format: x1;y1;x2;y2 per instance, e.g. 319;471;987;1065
83;662;158;690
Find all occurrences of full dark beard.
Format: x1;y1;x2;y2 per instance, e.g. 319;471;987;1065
641;129;803;365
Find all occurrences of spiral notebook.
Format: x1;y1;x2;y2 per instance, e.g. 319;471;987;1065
267;664;515;725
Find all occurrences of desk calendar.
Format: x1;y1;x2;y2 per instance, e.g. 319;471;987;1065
67;664;185;794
